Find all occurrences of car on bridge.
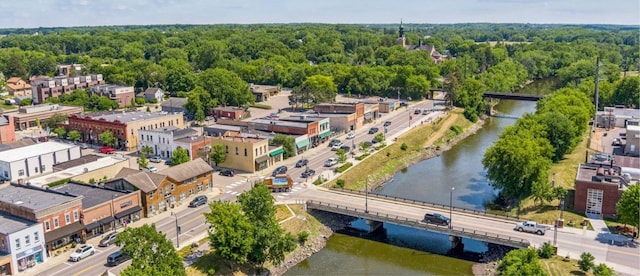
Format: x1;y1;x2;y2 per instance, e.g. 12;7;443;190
423;213;450;226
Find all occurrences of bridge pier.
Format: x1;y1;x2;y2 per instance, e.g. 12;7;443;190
366;219;384;234
448;235;464;255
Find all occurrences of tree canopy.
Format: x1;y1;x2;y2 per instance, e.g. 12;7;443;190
497;248;547;276
115;224;185;276
170;146;190;166
616;184;640;229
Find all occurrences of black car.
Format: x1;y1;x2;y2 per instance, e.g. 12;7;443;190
272;165;288;176
363;141;373;147
383;121;392;127
219;169;235;177
340;145;351;152
414;109;421;114
301;169;316;178
368;127;379;134
295;158;308;168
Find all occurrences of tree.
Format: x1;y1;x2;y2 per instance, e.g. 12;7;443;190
5;54;27;79
497;248;547;276
616;184;640;232
374;133;385;143
578;252;595;273
99;130;117;147
612;76;640;108
170;146;190;166
537;242;555;259
359;141;370;152
205;201;254;270
593;263;615;276
138;153;149;169
43;114;68;130
209;144;226;167
336;148;347;163
115;224;185;276
271;134;295;159
197;68;254;107
291;75;337;107
19;98;32;106
141;145;154;156
67;130;82;142
53;127;67;139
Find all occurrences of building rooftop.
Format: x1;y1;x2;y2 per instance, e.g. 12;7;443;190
10;104;83;117
161;98;187;107
113;168;166;193
157;158;211;182
141;127;197;140
80;111;180;124
576;163;627;187
213;106;245;112
175;135;208;144
0;138;37;152
251;118;308;129
204;124;242;136
0;211;38;235
0;141;77;163
53;154;101;171
28;155;128;188
250;84;279;93
51;182;128;210
214;132;264;143
280;115;327;123
0;184;80;212
599;107;640;118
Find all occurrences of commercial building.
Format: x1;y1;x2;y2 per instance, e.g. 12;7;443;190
250;84;280;102
137;126;198;159
67;111;184;151
573;161;636;218
26;154;129;188
51;182;141;239
211;131;271;173
0;141;82;182
90;84;136;108
0;109;16;144
30;74;104;104
0;212;47;275
210;106;246;120
7;104;83;131
0;184;84;257
595;107;640;129
625;123;639;156
161;97;189;117
314;102;365;132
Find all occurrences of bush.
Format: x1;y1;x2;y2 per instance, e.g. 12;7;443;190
537;242;555;259
400;143;408;151
335;162;353;173
251;103;272;109
335;179;345;188
47;178;71;187
313;178;325;185
593;263;615;276
578;252;595;273
356;153;370;160
450;125;463;135
297;231;310;244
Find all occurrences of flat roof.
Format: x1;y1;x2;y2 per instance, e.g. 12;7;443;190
0;211;39;234
53;154;101;170
0;184;80;212
83;111;179;124
576;163;626;186
251;118;308;128
28;155;128;188
10;105;82;118
51;182;128;209
0;141;77;163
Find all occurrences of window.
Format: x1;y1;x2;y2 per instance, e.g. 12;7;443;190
149;190;154;199
15;239;20;249
235;147;238;155
180;192;186;200
244;148;247;156
0;240;5;251
25;235;30;245
44;221;51;231
171;184;175;191
41;165;46;172
18;169;24;176
225;146;229;154
158;188;163;195
34;232;39;242
255;148;258;156
189;189;194;195
65;213;70;224
74;211;79;221
197;184;203;192
35;167;39;173
53;218;59;228
150;204;156;213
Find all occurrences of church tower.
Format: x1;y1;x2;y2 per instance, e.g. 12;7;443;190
397;19;406;47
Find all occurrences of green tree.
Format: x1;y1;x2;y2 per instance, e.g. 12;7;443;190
616;184;640;231
5;54;28;79
53;127;67;139
209;144;226;167
374;133;385;143
197;68;254;107
115;224;185;276
205;201;254;270
99;130;117;147
533;112;576;162
497;248;547;276
141;145;154;156
292;75;337;107
138;153;149;169
612;76;640;108
404;74;431;100
170;146;190;166
336;148;347;163
578;252;595;273
67;130;82;142
19;98;32;106
593;263;615;276
43;114;68;130
271;134;295;159
537;242;555;259
359;141;370;152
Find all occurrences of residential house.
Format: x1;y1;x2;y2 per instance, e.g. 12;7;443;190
0;141;82;182
6;77;31;97
0;212;47;274
142;87;164;103
90;84;136;108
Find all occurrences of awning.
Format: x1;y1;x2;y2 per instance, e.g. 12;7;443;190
318;131;332;139
255;155;269;164
269;148;284;157
115;206;142;219
85;221;100;231
296;139;310;149
45;222;84;242
99;216;115;225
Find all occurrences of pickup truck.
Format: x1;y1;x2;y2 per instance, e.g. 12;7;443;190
423;213;450;226
514;221;549;235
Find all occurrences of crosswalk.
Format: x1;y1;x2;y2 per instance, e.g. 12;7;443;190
222;180;304;199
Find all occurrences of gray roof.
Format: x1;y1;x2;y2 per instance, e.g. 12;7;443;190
142;127;197;140
251;118;308;129
0;141;77;163
51;182;128;209
144;87;162;95
161;97;187;107
157;158;211;182
0;211;39;235
84;111;178;124
0;115;8;126
0;138;37;152
204;125;242;136
114;168;166;193
53;154;101;170
0;184;80;212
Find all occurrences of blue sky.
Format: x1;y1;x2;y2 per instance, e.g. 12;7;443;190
1;0;638;28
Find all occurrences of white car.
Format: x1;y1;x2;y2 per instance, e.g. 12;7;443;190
149;156;163;163
324;158;338;167
69;244;95;262
147;166;158;173
346;132;355;139
331;142;343;151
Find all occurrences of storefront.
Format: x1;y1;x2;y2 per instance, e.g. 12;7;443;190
0;253;11;276
44;222;85;253
84;216;115;239
269;147;284;165
114;206;142;228
295;137;310;155
15;245;45;273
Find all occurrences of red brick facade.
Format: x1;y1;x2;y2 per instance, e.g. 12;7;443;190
67;114;128;147
573;180;623;218
210;107;245;120
0;114;16;144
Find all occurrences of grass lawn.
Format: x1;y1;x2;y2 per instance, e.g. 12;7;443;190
540;256;589;276
0;103;18;110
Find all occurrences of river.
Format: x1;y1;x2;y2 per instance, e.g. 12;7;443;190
285;79;558;275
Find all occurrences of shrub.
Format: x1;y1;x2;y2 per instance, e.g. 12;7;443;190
593;263;614;276
400;143;408;151
578;252;595;273
251;103;272;109
89;178;96;184
335;162;353;173
313;178;325;185
47;178;71;188
450;125;463;135
335;179;345;188
537;242;555;259
356;153;370;160
297;231;310;244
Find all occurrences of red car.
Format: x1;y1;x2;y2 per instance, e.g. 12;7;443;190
99;146;116;154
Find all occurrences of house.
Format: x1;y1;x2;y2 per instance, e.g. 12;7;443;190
0;141;82;182
7;104;83;131
105;159;212;217
0;184;84;257
250;84;280;102
90;84;136;108
0;211;47;274
211;131;271;173
5;77;32;97
142;87;164;103
51;182;142;239
30;74;104;104
0;109;16;144
210;106;245;120
67;111;184;151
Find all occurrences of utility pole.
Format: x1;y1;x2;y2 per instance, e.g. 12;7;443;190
594;56;601;113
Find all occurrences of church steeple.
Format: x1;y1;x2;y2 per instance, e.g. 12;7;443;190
399;19;405;38
397;19;406;47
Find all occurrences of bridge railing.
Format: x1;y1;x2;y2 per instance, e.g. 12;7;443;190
307;200;530;248
329;188;521;222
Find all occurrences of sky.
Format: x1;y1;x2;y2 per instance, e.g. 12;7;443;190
1;0;638;29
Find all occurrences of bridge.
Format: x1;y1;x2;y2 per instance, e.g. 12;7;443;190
482;92;543;101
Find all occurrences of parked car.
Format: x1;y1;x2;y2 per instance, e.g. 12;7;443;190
37;136;49;142
383;121;392;127
106;250;130;267
331;142;343;151
295;158;308;168
399;102;409;107
346;132;356;139
69;244;95;262
514;221;549;235
422;109;429;115
414;109;421;114
165;159;172;166
301;168;316;178
324;158;338;167
149;156;163;163
219;169;235;177
99;146;116;154
340;145;351;152
147;166;158;173
99;232;118;247
424;213;450;226
368;127;379;134
272;165;288;176
612;138;622;146
189;195;208;208
329;139;341;147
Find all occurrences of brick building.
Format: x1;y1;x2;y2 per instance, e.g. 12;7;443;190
0;109;16;144
67;111;184;151
30;74;104;104
90;84;136;108
8;104;83;131
210;106;245;120
573;163;630;218
314;102;365;132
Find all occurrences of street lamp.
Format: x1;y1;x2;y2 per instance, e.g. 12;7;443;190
111;194;118;230
365;176;369;213
449;187;455;230
171;212;180;248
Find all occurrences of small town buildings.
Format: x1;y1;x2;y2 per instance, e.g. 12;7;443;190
106;159;212;217
27;154;129;187
211;132;271;172
161;97;189;117
137;126;202;159
8;104;83;131
625;123;640;156
67;111;184;151
56;64;84;77
596;106;640;129
397;22;445;63
0;141;82;182
90;84;136;108
204;124;243;137
175;136;212;161
5;77;31;97
250;84;280;102
0;109;16;144
210;106;245;120
280;115;332;145
51;182;142;239
141;87;164;103
314;103;365;132
30;74;105;104
573;161;635;218
0;211;47;274
0;184;84;257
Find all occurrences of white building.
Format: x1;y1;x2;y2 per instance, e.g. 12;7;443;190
0;212;47;275
137;127;198;159
0;142;81;182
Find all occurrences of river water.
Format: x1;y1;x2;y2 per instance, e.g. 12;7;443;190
286;80;557;275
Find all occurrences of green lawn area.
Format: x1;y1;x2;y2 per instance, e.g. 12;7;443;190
540;256;589;276
0;103;18;110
